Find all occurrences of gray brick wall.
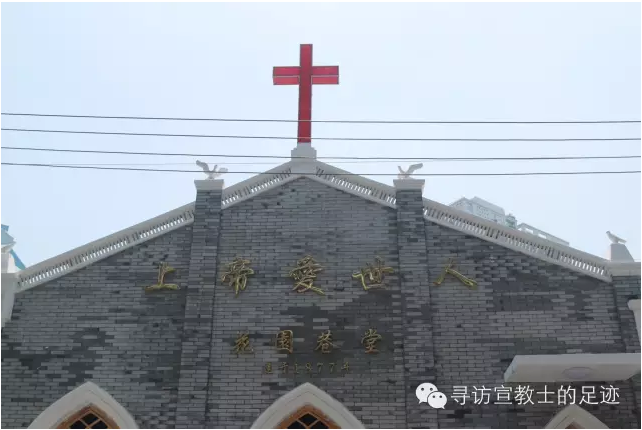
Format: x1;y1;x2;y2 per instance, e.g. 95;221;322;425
612;275;641;427
426;221;640;429
1;225;192;429
175;186;223;429
612;276;641;354
207;178;406;429
2;176;640;429
395;186;438;429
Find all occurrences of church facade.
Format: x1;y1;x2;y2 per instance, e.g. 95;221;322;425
1;146;640;429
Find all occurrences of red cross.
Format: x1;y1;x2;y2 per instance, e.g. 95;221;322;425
273;44;339;144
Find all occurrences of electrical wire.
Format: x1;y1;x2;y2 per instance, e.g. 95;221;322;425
2;128;640;142
2;112;640;124
3;146;640;161
22;157;641;167
3;162;639;176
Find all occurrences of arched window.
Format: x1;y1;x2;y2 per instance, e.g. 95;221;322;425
277;405;338;429
57;406;118;429
252;383;363;429
29;382;138;429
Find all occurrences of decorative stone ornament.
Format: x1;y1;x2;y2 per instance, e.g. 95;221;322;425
195;160;228;179
397;163;424;179
606;230;626;244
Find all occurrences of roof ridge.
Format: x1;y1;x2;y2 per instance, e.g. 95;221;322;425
15;159;617;291
422;196;610;280
16;202;195;291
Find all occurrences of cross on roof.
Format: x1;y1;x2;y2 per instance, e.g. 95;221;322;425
273;44;339;144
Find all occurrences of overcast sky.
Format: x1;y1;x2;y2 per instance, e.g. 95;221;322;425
2;2;640;266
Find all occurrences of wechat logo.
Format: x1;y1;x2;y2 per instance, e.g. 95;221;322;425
416;383;447;409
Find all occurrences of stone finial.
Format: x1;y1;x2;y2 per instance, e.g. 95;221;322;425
290;143;318;174
397;163;423;179
606;231;626;244
291;142;317;161
606;231;634;262
196;160;228;179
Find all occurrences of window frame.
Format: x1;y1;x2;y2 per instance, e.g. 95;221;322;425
277;405;339;429
57;406;119;429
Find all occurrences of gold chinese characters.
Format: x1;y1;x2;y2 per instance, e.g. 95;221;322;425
353;256;394;290
289;255;325;295
145;262;179;292
221;257;255;296
362;328;382;353
315;330;335;354
232;331;253;356
276;330;294;353
215;255;405;297
433;259;478;289
231;329;388;355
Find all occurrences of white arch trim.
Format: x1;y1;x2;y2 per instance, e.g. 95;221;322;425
545;404;608;429
29;381;138;429
251;382;364;429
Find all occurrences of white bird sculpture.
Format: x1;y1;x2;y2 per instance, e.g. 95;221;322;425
196;160;228;179
606;231;626;244
397;163;424;179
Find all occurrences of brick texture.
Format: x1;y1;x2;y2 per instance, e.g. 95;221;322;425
611;275;641;428
396;187;438;429
207;178;406;429
426;222;640;429
175;187;223;428
2;177;640;429
1;226;192;429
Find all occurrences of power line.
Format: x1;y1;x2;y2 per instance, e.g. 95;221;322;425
16;156;640;167
3;146;640;161
2;112;640;124
2;128;640;142
3;162;640;176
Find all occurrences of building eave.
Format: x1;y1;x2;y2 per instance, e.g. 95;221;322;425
15;202;196;292
15;159;619;292
423;197;611;282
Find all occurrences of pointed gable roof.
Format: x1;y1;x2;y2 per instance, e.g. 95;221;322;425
2;224;16;249
2;224;25;270
14;157;615;292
